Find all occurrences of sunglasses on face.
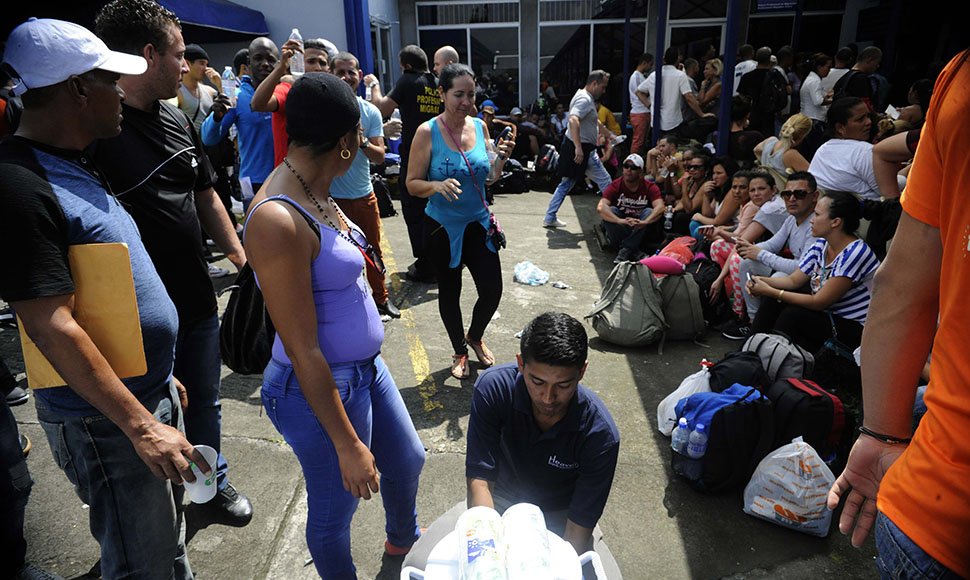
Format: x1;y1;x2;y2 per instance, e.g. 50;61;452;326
780;189;812;200
622;163;641;170
687;164;706;170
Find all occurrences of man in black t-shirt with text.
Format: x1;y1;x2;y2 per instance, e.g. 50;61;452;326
364;45;442;283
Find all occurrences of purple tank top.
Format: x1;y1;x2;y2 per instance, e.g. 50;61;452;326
246;195;384;365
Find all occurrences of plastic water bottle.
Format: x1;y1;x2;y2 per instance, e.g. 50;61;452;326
220;66;238;106
502;503;551;580
389;108;403;140
664;205;673;231
288;28;304;77
683;423;709;481
670;417;689;455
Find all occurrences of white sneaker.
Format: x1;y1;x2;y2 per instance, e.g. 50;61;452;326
208;264;230;278
543;218;567;228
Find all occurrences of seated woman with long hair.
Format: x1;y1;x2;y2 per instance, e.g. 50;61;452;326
753;113;812;187
244;73;425;578
746;190;881;353
690;156;740;237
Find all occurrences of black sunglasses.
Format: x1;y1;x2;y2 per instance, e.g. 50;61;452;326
344;227;387;276
622;163;641;170
687;164;706;170
780;189;813;200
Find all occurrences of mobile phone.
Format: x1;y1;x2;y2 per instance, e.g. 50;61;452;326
697;225;714;231
746;272;754;283
494;126;513;146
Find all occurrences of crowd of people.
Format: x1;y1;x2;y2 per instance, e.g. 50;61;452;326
0;1;966;578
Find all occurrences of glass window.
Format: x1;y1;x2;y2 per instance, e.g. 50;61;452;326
540;24;591;109
670;0;727;20
592;22;646;112
418;3;519;25
539;0;647;22
747;16;794;52
669;25;723;63
419;29;468;70
471;27;520;111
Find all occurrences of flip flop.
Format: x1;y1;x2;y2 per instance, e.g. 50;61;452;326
465;335;495;368
451;354;470;380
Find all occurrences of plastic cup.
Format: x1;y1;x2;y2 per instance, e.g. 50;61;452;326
183;444;218;504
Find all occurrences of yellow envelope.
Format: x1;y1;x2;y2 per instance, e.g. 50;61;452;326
17;243;147;389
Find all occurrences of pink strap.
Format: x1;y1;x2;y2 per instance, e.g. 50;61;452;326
439;117;490;211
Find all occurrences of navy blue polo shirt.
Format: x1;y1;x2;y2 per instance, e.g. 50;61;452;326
466;363;620;529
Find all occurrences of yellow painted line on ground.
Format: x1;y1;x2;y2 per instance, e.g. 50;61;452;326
379;220;442;413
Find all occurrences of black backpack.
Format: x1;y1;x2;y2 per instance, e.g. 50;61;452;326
766;378;851;462
372;173;397;218
707;351;771;393
758;69;789;114
685;258;730;326
832;69;864;104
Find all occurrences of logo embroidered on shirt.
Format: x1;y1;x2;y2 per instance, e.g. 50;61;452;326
548;455;579;470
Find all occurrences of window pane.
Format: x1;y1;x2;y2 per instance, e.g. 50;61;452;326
670;0;727;20
747;16;794;52
419;29;468;69
471;27;520;112
540;0;647;22
540;24;591;109
418;3;519;25
592;22;646;112
669;25;722;63
796;14;842;55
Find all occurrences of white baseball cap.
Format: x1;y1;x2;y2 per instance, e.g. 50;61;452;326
3;18;148;97
623;153;644;169
510;107;523;116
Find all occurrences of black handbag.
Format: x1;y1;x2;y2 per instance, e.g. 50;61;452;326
219;197;319;375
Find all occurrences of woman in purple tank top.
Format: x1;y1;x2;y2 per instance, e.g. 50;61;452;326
244;73;425;578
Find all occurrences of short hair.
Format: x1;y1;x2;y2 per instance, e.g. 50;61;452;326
748;170;776;189
858;46;883;64
835;46;855;66
438;63;474;92
305;39;333;61
519;312;588;368
663;46;680;65
827;96;865;128
730;94;752;122
738;44;755;60
755;47;772;65
821;190;862;234
638;53;654;66
683;57;699;72
812;52;833;71
95;0;180;56
331;51;358;69
233;48;249;76
587;70;609;85
787;170;818;192
399;44;429;72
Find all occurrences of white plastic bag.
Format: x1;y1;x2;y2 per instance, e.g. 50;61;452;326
657;368;710;436
743;437;835;537
513;261;549;286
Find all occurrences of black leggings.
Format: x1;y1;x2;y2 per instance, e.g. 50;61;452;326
423;215;503;354
752;299;863;354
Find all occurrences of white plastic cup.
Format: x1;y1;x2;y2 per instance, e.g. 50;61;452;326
502;503;551;580
183;444;218;504
456;506;505;580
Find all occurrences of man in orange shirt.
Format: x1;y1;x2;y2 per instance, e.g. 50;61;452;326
827;48;970;578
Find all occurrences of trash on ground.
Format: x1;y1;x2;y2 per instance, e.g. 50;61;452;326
513;261;549;286
552;281;570;289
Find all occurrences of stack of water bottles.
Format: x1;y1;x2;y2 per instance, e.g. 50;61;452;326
671;417;708;482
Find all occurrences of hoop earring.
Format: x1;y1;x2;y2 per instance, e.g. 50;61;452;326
340;148;351;160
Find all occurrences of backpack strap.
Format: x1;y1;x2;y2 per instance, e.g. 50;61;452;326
789;378;845;451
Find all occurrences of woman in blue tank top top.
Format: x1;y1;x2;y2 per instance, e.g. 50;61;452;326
244;73;425;578
405;63;514;380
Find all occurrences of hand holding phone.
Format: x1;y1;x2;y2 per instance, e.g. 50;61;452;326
494;126;513;146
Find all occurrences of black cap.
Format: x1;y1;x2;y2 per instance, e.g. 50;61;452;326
184;44;209;62
286;72;360;146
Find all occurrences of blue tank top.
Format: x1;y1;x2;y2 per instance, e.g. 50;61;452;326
424;117;494;268
246;195;384;365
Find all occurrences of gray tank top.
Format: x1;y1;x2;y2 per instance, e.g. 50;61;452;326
178;83;214;133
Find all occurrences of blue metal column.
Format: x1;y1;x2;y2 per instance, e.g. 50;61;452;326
651;0;668;146
717;0;743;156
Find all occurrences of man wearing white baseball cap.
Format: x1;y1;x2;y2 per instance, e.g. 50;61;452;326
596;153;666;262
0;17;207;580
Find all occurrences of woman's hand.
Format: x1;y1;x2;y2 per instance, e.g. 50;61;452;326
709;277;723;304
338;440;380;500
700;180;716;197
494;134;514;160
435;178;462;202
746;275;773;297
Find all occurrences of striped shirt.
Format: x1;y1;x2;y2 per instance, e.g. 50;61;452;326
798;239;880;323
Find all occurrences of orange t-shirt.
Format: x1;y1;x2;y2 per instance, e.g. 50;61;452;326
271;82;292;167
881;49;970;578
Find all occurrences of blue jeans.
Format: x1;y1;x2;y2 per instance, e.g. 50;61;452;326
261;355;425;579
876;512;959;579
175;313;229;490
545;152;613;223
1;395;31;572
37;381;192;580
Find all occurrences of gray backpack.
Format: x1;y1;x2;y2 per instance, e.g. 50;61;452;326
657;274;707;344
585;261;666;347
742;332;815;381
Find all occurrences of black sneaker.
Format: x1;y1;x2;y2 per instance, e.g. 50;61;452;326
5;386;29;406
614;247;635;264
205;482;253;526
14;563;63;580
721;321;752;340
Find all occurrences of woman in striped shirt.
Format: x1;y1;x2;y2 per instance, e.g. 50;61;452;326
745;189;880;353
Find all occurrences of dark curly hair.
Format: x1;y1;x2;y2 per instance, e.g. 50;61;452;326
95;0;181;56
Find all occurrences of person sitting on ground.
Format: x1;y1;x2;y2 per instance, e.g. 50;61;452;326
480;100;517;143
402;312;622;579
645;134;681;184
690;156;739;237
670;153;711;234
727;95;765;169
597;102;621;137
595;124;619;179
747;190;880;353
550;101;568;141
597;154;665;262
509;106;542;161
753;112;812;187
809;97;885;201
722;171;820;340
244;73;426;577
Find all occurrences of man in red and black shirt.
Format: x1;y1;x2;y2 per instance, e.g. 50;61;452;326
598;153;665;262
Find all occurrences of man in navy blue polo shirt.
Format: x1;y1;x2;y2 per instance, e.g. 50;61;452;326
403;312;622;578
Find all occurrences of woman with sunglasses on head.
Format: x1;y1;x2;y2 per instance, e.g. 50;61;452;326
244;73;426;577
746;189;880;353
406;63;514;380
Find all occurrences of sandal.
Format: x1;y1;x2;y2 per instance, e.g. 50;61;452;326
451;354;470;380
465;335;495;368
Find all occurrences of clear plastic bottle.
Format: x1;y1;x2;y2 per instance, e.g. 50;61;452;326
683;423;708;481
288;28;304;77
664;205;674;231
388;108;402;140
670;417;689;455
220;66;238;106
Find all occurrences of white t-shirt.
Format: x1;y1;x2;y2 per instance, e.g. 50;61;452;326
637;66;693;131
733;59;757;95
629;70;649;115
809;139;881;200
821;67;850;94
800;71;828;122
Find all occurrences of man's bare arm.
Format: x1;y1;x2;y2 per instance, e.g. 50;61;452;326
195;187;245;270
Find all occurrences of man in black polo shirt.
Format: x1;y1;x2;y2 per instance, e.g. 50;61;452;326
404;312;622;578
92;0;252;524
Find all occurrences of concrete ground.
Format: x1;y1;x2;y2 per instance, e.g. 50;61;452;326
6;183;878;579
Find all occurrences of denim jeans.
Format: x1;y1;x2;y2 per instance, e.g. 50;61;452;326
603;206;654;251
1;395;31;572
175;313;229;490
261;355;425;579
37;381;192;580
545;152;613;223
876;512;960;579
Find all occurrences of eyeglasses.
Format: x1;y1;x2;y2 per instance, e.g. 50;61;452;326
622;163;641;170
687;164;706;170
780;189;812;200
344;226;387;276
